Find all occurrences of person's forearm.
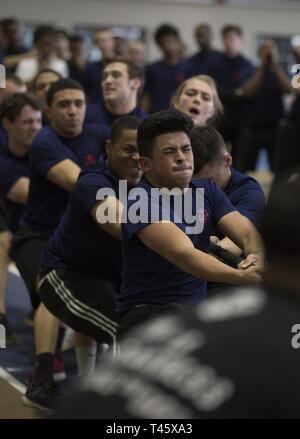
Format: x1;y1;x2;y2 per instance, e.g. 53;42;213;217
271;64;292;93
242;67;265;97
177;248;244;285
240;229;264;261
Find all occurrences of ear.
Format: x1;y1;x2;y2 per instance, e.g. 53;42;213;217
130;77;142;91
105;139;113;156
139;156;151;173
224;152;233;167
2;117;12;131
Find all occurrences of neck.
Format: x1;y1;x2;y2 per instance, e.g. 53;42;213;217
105;97;137;116
200;46;211;54
51;123;82;138
164;53;181;65
8;140;28;158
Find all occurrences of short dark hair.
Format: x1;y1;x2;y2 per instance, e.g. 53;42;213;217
190;125;227;174
46;78;84;106
31;69;62;91
261;171;300;263
69;34;85;45
110;115;142;145
33;25;56;45
102;57;145;82
137;109;193;158
0;92;42;123
222;25;243;38
154;24;180;46
0;18;19;34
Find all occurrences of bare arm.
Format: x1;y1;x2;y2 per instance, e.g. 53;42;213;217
138;221;262;285
46;159;81;192
90;196;124;241
6;177;29;204
242;67;265;98
217;211;264;267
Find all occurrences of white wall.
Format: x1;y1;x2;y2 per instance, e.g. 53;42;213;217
2;0;300;61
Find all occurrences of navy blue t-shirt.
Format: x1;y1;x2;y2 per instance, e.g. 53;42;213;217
85;103;147;127
21;123;109;234
242;69;285;127
117;178;236;314
41;158;121;284
0;148;29;233
209;54;254;91
183;49;223;77
144;60;189;113
213;168;265;239
85;61;103;104
208;54;254;126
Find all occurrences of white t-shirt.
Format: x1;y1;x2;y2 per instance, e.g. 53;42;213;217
16;57;68;82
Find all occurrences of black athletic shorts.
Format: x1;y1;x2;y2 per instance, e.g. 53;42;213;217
118;302;191;339
38;268;119;355
11;227;50;309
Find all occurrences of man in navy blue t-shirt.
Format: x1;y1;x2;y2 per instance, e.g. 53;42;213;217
182;23;222;78
142;24;189;113
22;116;143;412
85;58;147;127
235;40;291;172
11;78;109;311
191;125;265;291
0;93;42;343
117;109;263;333
208;25;254;158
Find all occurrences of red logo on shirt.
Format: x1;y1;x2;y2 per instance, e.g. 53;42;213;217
84;153;96;167
199;209;209;223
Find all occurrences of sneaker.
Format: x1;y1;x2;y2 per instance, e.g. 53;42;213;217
22;378;63;412
0;313;19;345
27;356;66;383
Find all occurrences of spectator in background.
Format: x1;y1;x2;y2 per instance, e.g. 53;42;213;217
128;41;146;68
183;24;222;77
235;40;291;172
16;26;68;84
85;28;115;104
113;36;128;57
86;57;147;126
67;35;89;89
1;18;30;74
30;69;62;108
142;24;189;113
172;74;223;127
209;25;254;158
54;29;70;62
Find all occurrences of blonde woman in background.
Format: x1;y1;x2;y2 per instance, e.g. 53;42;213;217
172;74;223;126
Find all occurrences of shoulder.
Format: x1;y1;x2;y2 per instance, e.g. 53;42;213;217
83;123;110;137
228;169;264;195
